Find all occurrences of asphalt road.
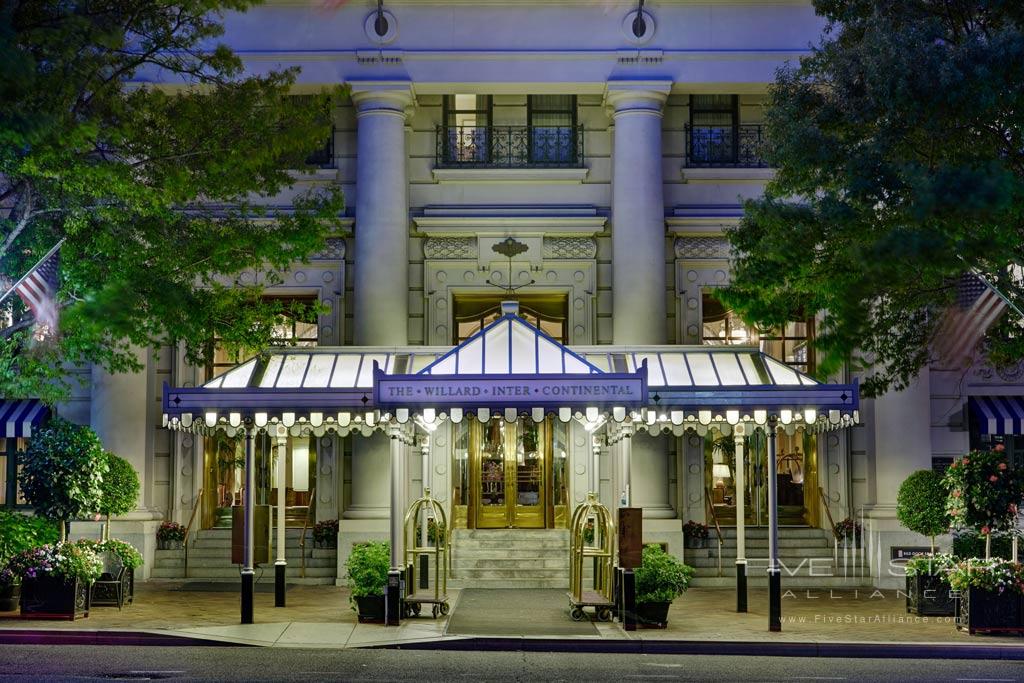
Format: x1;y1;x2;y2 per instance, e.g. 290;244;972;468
0;646;1021;682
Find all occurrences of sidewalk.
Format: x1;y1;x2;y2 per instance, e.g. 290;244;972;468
1;583;1023;656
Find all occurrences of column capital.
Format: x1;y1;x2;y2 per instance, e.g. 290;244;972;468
350;80;415;116
604;80;672;116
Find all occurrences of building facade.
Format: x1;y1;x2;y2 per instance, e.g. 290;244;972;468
6;1;1022;591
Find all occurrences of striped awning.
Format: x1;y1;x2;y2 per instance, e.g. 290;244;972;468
0;399;49;438
969;396;1024;435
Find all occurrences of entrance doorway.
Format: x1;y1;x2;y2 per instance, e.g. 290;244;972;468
705;430;818;527
451;417;569;529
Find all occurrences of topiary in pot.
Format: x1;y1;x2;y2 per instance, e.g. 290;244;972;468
943;446;1024;559
634;544;695;628
18;418;108;542
97;452;140;541
346;541;390;622
897;470;950;553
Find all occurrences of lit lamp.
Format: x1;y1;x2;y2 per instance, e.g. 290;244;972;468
712;464;731;488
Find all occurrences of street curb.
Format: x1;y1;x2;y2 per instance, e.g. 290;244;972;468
0;629;255;648
375;637;1024;660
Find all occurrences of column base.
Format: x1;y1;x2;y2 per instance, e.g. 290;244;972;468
275;562;286;608
385;569;403;626
241;571;255;624
736;561;747;613
768;569;781;632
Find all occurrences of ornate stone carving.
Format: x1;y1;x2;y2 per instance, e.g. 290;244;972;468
674;236;731;260
423;237;477;260
542;237;597;259
975;360;1024;382
311;237;346;260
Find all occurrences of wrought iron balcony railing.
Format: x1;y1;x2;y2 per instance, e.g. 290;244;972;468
685;124;769;168
436;125;585;168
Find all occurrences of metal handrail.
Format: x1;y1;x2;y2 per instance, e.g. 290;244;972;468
818;486;840;565
704;486;725;578
684;123;768;168
299;487;316;578
182;488;203;579
435;124;585;168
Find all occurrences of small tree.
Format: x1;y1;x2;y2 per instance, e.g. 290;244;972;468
18;418;108;541
896;470;950;553
97;452;140;541
943;446;1024;559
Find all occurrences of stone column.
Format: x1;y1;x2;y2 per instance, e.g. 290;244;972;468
606;81;671;345
630;432;675;519
351;81;414;346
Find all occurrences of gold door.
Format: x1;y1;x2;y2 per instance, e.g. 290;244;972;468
474;417;546;529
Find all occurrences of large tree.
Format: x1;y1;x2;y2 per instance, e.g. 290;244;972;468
0;1;344;403
720;0;1024;396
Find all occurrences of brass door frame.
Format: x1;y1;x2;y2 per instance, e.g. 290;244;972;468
470;418;551;529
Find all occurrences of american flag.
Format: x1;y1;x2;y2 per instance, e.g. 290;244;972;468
2;241;62;333
932;272;1007;369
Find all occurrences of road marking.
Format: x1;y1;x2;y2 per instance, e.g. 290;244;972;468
956;679;1016;682
789;678;846;681
643;663;684;668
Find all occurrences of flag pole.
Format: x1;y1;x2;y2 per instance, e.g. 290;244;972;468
958;256;1024;321
0;238;65;309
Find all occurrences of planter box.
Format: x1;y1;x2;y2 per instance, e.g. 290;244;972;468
0;584;20;612
906;574;956;617
958;587;1024;635
20;576;90;620
91;568;134;608
158;539;182;550
354;595;386;624
636;601;671;629
684;536;707;550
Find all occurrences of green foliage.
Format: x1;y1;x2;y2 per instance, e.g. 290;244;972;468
0;509;58;565
634;544;695;605
156;521;185;543
4;542;103;584
943;448;1024;535
947;558;1024;595
75;538;143;570
346;541;390;602
904;553;957;578
720;1;1024;395
952;530;1016;560
896;470;951;543
682;521;709;540
98;452;140;518
0;1;345;401
312;519;339;546
18;418;108;536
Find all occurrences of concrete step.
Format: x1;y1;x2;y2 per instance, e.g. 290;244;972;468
155;548;335;560
153;556;336;569
452;548;567;560
457;557;569;569
454;567;569;580
718;528;831;538
448;578;568;589
150;566;336;579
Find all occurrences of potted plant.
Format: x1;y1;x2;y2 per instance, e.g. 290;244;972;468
947;558;1024;634
157;521;186;550
834;518;863;548
904;554;958;617
76;538;143;606
17;418;108;542
96;452;140;541
7;542;103;619
347;541;390;623
313;519;339;549
682;521;709;549
897;470;954;615
0;510;59;612
944;446;1023;559
634;544;695;628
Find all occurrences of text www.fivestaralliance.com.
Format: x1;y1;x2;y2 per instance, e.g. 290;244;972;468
784;615;956;625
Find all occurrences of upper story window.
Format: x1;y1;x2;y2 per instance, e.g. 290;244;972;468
686;95;767;169
290;95;335;169
701;292;815;374
208;296;319;377
437;94;583;169
453;294;568;344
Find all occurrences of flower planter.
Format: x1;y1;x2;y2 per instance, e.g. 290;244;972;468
20;576;91;620
636;601;671;629
958;587;1024;635
684;535;707;550
158;539;182;550
0;584;20;612
354;595;386;624
90;568;134;608
906;574;956;617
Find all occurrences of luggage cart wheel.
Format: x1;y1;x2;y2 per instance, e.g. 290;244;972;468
440;602;450;616
432;604;439;618
570;606;585;621
410;602;421;617
597;608;612;622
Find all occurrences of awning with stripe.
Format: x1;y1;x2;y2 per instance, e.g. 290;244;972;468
969;396;1024;435
0;399;50;438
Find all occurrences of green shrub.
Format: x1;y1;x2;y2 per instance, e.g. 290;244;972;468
97;452;140;539
346;541;390;604
635;544;695;605
0;509;59;566
18;418;108;540
896;470;950;551
75;538;143;570
943;447;1023;539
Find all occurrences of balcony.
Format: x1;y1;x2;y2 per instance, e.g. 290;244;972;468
685;124;768;168
436;125;585;169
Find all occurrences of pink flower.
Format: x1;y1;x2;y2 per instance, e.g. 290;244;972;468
990;475;1000;482
962;458;970;465
981;526;990;535
952;490;962;498
998;463;1007;470
994;444;1005;452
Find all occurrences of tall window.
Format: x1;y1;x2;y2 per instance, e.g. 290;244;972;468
702;292;815;374
453;294;568;344
208;296;319;377
289;95;335;168
443;95;492;164
689;95;739;165
527;95;577;164
1;437;28;508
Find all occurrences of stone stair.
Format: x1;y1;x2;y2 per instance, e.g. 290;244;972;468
687;527;872;588
450;529;573;589
150;528;337;585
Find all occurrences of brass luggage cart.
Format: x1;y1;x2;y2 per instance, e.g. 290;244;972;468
402;488;450;618
568;492;615;622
